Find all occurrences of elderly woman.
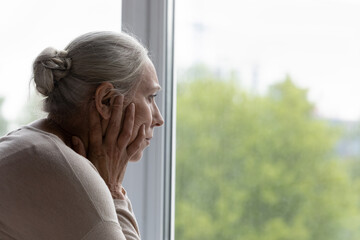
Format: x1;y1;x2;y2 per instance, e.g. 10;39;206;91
0;31;164;239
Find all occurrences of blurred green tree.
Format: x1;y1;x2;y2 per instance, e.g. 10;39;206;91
175;67;360;240
15;92;45;127
0;97;8;136
0;92;44;137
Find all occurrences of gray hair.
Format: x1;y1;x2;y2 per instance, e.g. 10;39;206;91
32;31;149;117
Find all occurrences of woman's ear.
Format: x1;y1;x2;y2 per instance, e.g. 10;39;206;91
94;82;116;120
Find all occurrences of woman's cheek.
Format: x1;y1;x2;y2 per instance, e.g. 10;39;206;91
130;102;148;140
130;119;143;143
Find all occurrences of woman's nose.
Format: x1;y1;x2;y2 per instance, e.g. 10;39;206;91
152;104;164;127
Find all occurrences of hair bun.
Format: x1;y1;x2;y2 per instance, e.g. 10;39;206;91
33;47;72;96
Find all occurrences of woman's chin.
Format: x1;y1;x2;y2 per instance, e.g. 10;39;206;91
129;140;150;162
129;150;144;162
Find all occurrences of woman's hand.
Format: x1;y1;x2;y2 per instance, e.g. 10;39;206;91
72;95;146;199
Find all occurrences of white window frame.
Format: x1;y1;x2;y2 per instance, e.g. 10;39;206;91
121;1;175;240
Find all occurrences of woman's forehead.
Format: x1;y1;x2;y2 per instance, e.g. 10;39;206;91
139;63;161;92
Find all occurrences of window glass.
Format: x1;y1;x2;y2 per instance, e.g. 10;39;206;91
0;0;122;134
174;0;360;239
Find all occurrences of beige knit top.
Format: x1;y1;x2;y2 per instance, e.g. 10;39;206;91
0;126;141;240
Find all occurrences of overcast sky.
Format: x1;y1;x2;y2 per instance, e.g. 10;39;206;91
175;0;360;121
1;0;360;122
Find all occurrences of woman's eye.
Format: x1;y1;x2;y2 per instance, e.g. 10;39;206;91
149;94;158;101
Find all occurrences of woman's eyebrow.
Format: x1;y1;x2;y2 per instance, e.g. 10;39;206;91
148;84;161;92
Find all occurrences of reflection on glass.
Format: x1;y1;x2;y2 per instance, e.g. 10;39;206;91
175;1;360;239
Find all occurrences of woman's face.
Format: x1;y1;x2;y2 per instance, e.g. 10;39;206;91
128;61;164;161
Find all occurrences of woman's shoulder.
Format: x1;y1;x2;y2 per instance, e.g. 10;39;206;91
0;125;100;192
0;125;60;158
0;125;107;198
0;125;88;170
0;125;120;239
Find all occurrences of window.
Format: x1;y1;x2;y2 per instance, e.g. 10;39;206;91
174;0;360;239
121;0;175;239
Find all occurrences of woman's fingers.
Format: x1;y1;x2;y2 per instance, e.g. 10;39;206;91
117;103;135;147
71;136;86;157
104;95;124;145
127;124;146;157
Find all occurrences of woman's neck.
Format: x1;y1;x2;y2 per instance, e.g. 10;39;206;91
30;117;85;148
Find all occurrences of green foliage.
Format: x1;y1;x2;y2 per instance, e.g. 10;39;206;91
175;67;360;239
0;92;44;137
15;93;45;126
0;97;8;136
